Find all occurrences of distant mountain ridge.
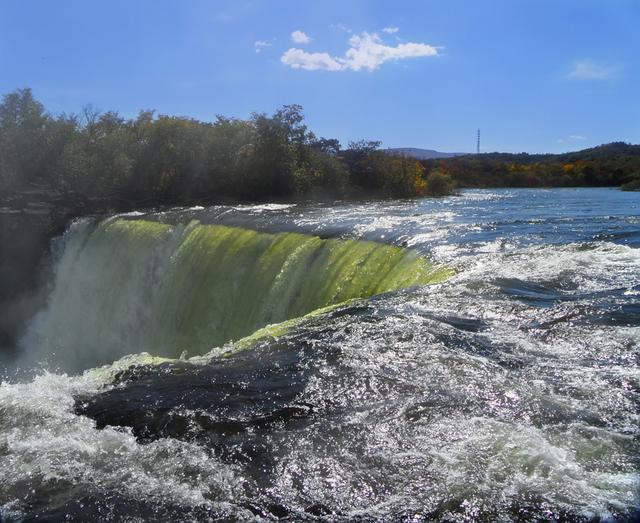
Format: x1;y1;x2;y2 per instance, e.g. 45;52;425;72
432;142;640;164
385;147;467;160
386;142;640;161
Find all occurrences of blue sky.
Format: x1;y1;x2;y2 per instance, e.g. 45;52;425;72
1;0;638;153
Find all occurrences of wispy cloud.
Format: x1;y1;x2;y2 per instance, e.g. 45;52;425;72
282;31;438;72
567;59;617;80
254;40;272;53
557;134;588;144
291;30;311;44
382;26;399;34
331;23;352;34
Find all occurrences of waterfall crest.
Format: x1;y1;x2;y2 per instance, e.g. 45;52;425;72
24;218;452;371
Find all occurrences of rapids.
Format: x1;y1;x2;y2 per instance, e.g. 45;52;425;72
1;188;639;521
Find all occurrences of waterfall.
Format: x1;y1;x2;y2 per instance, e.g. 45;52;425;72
23;218;452;371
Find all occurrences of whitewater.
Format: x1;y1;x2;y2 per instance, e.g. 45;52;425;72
1;188;639;521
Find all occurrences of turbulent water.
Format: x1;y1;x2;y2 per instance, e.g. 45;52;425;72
1;188;639;521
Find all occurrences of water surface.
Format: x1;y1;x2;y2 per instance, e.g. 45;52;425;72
1;188;639;521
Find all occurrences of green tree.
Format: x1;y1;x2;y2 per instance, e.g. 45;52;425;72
424;168;455;197
0;88;49;191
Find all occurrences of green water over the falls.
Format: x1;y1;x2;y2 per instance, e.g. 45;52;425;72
27;218;452;370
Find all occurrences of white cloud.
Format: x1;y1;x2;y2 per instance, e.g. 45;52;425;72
569;134;587;140
254;40;272;53
281;48;344;71
567;59;617;80
344;32;437;71
281;31;438;72
291;30;311;44
383;26;399;34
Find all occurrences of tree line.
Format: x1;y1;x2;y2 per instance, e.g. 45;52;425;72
420;143;640;191
2;88;637;212
0;88;452;211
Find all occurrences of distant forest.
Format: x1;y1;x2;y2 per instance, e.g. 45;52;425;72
1;88;639;214
421;143;640;192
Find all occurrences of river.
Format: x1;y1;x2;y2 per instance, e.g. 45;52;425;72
1;188;639;521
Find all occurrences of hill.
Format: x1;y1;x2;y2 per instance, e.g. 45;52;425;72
386;147;466;160
462;142;640;163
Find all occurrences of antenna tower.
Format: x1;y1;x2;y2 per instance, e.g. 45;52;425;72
477;129;480;154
